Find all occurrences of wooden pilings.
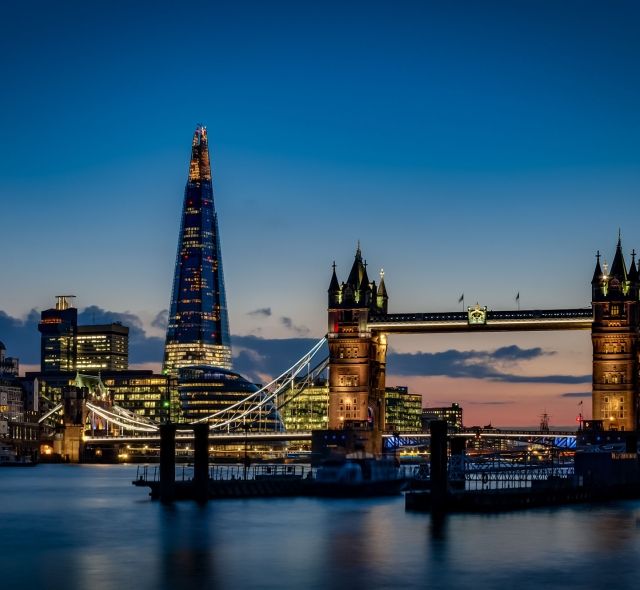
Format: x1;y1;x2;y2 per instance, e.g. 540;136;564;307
193;423;209;503
429;420;448;507
159;423;177;503
159;423;211;503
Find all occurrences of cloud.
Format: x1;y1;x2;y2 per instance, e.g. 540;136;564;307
0;309;41;363
560;392;591;398
247;307;272;318
387;345;590;384
0;306;163;365
491;345;551;361
232;335;324;382
280;316;310;336
151;309;169;330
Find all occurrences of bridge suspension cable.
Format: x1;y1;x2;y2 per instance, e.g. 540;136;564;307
193;336;328;430
38;403;63;423
86;402;159;433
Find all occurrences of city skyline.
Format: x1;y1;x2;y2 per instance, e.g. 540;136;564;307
2;1;640;425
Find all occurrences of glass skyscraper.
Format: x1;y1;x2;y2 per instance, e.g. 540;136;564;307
163;126;232;375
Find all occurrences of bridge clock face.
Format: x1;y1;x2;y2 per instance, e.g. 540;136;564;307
468;305;487;325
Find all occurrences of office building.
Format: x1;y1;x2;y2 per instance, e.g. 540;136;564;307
178;366;283;431
0;341;19;377
281;378;329;431
163;126;232;374
384;386;422;432
102;371;170;423
38;295;77;373
76;324;129;372
422;403;463;432
38;297;130;375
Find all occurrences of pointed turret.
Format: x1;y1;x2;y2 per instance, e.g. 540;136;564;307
629;249;638;282
377;269;388;313
328;262;341;305
359;260;372;306
188;125;212;182
592;251;602;285
591;251;605;301
609;234;628;281
346;243;365;289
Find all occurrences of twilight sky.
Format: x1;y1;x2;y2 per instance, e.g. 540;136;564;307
1;0;639;426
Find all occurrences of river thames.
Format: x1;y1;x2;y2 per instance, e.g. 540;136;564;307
1;465;639;589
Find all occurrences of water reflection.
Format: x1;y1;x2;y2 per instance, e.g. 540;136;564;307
1;466;640;590
160;504;217;589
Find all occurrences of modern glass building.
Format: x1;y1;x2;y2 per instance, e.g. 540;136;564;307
38;296;77;374
384;386;423;432
76;323;129;372
178;366;283;431
281;378;329;431
102;371;171;423
163;126;232;374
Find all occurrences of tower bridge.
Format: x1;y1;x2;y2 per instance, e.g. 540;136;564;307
367;307;593;333
64;235;639;459
328;237;640;451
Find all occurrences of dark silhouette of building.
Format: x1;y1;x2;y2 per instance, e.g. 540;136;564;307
38;296;78;373
0;341;19;377
163;126;232;375
591;236;639;431
421;403;463;432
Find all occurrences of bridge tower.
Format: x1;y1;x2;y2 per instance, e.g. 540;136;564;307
327;246;388;442
591;236;640;432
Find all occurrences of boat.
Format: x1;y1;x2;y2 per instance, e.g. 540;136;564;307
0;444;37;467
311;452;408;497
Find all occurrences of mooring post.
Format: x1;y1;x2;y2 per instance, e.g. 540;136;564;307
430;420;448;509
193;423;209;502
159;423;177;503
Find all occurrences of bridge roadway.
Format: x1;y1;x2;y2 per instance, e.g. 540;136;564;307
367;308;593;333
84;428;578;446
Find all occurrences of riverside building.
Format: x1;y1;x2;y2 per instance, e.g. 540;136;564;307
281;378;329;431
178;366;283;431
421;403;463;432
384;386;422;432
37;296;129;375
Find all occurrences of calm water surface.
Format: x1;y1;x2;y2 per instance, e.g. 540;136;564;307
1;465;639;590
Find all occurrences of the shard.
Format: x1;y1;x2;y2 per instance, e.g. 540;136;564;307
163;126;232;374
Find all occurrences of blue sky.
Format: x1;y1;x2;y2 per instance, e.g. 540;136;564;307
1;0;639;425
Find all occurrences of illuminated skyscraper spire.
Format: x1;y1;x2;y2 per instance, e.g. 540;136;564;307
163;126;232;374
